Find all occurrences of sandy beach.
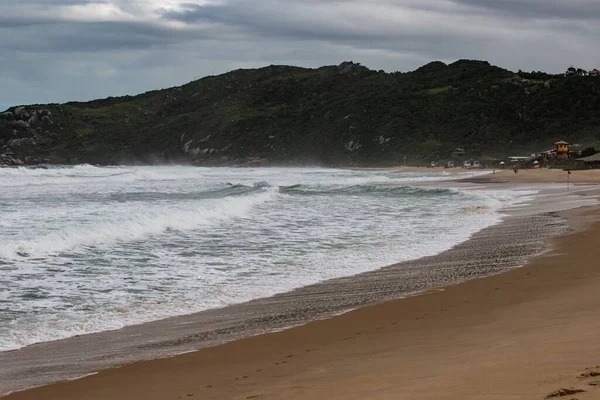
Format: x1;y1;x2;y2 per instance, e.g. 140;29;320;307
472;168;600;184
4;169;600;400
388;166;600;185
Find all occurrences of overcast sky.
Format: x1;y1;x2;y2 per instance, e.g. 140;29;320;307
1;0;599;108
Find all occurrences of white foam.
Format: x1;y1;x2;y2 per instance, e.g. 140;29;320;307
0;188;280;259
0;166;534;352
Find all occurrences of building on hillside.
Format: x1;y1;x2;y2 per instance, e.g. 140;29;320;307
508;156;531;162
555;141;569;153
590;69;600;77
554;141;570;160
576;152;600;169
451;148;465;157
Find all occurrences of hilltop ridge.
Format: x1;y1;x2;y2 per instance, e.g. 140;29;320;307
1;59;599;166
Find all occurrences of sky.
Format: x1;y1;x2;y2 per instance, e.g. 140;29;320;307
1;0;599;108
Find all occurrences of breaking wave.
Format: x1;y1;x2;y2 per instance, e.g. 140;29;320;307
0;188;280;259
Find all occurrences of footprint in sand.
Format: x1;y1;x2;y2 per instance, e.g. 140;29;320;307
545;388;585;398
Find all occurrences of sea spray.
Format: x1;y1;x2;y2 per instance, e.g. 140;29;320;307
0;166;529;351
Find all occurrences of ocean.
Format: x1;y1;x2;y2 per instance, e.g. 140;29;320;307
0;165;535;353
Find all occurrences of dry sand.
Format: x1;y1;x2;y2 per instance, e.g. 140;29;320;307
396;167;600;187
6;201;600;399
364;165;600;184
471;168;600;184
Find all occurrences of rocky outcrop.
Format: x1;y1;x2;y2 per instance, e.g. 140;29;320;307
0;107;55;165
0;112;14;121
338;61;369;77
1;107;53;128
10;120;29;130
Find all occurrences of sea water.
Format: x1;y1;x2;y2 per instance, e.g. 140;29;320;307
0;166;534;351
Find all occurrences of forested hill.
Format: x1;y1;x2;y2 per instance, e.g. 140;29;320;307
1;59;599;166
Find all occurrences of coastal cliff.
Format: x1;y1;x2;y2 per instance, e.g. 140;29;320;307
1;60;599;166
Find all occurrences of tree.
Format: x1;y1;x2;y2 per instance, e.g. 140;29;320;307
581;147;597;158
566;66;588;77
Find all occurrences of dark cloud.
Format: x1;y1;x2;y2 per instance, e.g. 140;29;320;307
0;0;599;106
452;0;600;19
161;2;385;42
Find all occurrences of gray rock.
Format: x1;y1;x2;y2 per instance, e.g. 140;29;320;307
13;107;25;119
13;107;31;120
9;120;29;130
338;61;366;76
8;139;23;148
0;112;14;121
28;114;39;126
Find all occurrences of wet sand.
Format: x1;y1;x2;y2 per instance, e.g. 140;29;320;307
3;182;600;399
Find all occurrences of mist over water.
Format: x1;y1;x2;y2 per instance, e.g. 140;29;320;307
0;165;533;351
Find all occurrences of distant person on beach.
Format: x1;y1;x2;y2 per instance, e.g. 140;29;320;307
513;165;519;174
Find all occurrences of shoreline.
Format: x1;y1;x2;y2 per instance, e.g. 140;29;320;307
5;200;600;398
2;181;599;398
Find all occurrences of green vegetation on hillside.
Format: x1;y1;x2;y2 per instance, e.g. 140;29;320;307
1;60;599;166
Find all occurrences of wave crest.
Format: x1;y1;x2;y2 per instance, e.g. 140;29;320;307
0;188;280;259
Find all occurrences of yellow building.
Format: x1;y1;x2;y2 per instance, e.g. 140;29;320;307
555;141;569;154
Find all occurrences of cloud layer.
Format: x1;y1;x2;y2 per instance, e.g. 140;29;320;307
1;0;599;106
